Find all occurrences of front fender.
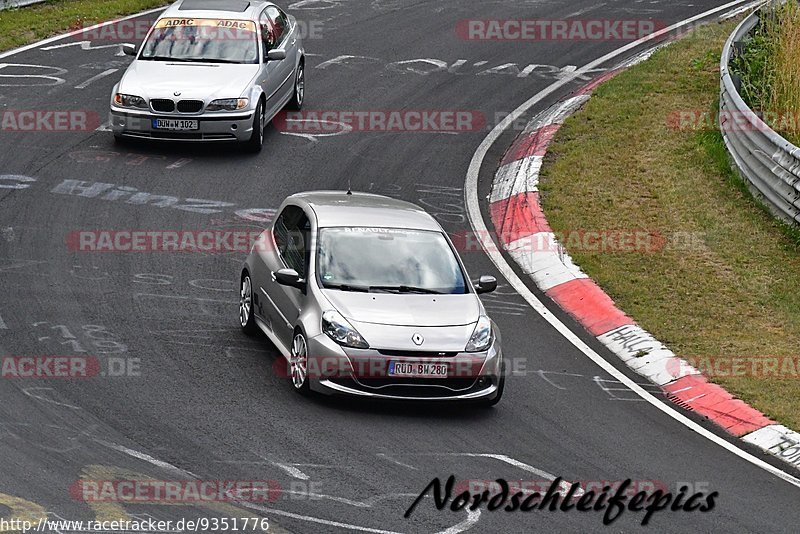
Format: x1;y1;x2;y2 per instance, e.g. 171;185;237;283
247;85;265;110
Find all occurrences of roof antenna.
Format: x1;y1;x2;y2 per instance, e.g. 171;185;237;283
346;177;352;195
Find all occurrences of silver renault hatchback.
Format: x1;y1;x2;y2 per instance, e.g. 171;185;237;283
239;191;505;406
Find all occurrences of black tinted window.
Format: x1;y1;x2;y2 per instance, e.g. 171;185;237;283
273;206;309;275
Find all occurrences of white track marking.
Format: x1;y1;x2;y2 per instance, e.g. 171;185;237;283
279;119;353;142
93;437;200;479
535;370;583;390
75;68;118;89
271;461;310;481
435;510;480;534
719;0;765;20
407;453;582;497
22;387;80;409
0;312;6;329
465;0;800;489
166;157;193;169
377;453;419;470
40;41;125;52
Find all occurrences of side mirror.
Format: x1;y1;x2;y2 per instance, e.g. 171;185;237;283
273;268;305;290
121;43;138;57
267;49;287;61
474;275;497;294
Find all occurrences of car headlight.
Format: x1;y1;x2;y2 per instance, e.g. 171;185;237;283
206;98;249;111
113;93;148;109
465;315;493;352
322;310;369;349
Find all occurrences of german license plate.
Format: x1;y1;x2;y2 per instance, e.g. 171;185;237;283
388;361;448;378
152;118;199;131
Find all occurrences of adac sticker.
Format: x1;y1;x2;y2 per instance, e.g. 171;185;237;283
156;18;256;31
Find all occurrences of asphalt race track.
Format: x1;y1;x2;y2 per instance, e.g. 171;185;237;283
1;0;799;532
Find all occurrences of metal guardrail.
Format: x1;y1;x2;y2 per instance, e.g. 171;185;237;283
720;9;800;225
0;0;48;10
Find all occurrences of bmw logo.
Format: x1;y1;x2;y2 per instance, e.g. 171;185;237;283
412;333;424;346
174;91;182;96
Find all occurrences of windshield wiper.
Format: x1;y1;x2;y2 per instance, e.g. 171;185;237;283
141;55;193;62
202;58;246;64
368;285;443;295
141;56;233;64
323;283;369;293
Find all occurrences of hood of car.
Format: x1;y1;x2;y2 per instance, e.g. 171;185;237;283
322;292;482;327
119;61;259;101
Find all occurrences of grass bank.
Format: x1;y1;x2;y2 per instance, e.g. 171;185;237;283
0;0;169;52
539;18;800;429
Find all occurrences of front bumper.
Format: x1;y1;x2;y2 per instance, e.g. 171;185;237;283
109;108;254;142
305;332;503;401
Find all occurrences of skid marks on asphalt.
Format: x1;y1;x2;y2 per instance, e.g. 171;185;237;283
0;262;244;352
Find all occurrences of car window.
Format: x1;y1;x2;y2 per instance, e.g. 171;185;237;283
266;6;289;45
273;206;310;276
259;10;277;55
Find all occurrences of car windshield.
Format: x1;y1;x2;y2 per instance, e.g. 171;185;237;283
140;18;258;64
317;227;469;294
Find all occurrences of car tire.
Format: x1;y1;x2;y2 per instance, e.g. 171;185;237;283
287;62;304;111
245;100;265;153
113;133;127;145
239;273;259;336
290;330;311;395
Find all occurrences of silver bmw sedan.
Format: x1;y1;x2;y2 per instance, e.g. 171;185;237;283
110;0;304;151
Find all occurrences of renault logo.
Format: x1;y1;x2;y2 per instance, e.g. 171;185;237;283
412;333;424;346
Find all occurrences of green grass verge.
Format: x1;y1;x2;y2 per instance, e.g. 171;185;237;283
539;19;800;429
0;0;170;52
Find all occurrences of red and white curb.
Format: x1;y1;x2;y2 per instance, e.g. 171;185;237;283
489;57;800;470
